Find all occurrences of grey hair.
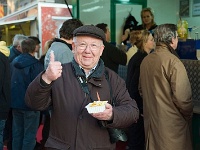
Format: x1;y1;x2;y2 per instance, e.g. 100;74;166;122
73;36;77;43
12;34;28;47
154;24;177;44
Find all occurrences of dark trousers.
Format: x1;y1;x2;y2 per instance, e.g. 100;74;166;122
127;114;145;150
3;109;12;150
12;109;40;150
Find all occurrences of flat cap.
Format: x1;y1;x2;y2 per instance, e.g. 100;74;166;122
73;25;106;41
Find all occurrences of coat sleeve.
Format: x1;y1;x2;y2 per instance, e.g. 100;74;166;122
170;60;193;121
25;72;53;111
106;71;139;128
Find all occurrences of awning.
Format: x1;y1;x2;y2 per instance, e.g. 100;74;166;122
0;16;36;26
51;16;72;20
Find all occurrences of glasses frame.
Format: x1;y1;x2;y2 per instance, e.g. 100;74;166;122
75;42;104;51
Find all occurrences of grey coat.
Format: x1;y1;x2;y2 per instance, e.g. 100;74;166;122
25;59;139;150
44;39;73;69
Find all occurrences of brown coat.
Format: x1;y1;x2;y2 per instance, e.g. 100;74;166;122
139;44;193;150
25;60;139;150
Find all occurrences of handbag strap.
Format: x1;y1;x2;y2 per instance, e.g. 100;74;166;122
104;69;115;107
76;69;114;106
76;76;95;102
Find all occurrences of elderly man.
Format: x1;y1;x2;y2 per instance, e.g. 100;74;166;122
9;34;27;62
140;24;193;150
25;25;139;149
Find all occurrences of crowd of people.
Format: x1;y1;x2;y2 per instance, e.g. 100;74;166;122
0;7;194;150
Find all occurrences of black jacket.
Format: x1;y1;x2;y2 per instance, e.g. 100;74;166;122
101;42;127;73
136;24;157;34
8;46;21;63
126;50;147;113
0;52;10;119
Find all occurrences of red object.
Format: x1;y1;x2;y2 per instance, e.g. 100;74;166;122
116;141;127;150
41;5;71;52
36;124;44;143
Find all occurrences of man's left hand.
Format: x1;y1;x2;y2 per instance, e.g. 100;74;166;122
91;103;113;121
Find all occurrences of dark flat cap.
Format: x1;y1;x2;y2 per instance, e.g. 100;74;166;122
73;25;106;41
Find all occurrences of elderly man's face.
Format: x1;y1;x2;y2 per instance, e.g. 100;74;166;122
72;36;104;70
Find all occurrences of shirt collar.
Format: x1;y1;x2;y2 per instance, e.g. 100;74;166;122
79;64;97;78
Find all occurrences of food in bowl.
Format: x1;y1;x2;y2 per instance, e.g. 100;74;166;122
85;101;108;113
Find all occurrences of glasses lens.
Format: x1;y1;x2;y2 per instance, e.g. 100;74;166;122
77;42;100;51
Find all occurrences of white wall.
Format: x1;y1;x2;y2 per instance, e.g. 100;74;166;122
147;0;179;25
79;0;200;42
79;0;110;26
149;0;200;39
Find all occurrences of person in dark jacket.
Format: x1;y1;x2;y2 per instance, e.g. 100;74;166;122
28;36;41;53
0;41;10;150
10;38;44;150
126;30;155;150
8;34;27;62
4;35;28;150
96;23;127;73
25;25;139;150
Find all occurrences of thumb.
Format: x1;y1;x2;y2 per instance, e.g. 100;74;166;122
50;50;55;62
105;103;112;109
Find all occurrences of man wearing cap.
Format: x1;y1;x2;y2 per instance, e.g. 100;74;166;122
25;25;139;149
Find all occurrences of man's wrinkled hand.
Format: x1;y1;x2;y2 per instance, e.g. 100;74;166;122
91;103;113;121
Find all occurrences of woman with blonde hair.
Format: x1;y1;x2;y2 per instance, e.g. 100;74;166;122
126;30;155;150
136;7;157;32
124;7;157;60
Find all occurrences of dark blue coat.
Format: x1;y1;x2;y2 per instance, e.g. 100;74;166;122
10;53;44;110
9;46;21;63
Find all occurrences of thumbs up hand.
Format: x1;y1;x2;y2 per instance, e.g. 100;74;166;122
42;51;63;84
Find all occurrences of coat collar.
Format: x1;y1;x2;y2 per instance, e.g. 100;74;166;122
155;42;180;58
71;58;105;79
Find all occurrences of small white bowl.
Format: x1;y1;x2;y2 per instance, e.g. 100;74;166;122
85;101;108;113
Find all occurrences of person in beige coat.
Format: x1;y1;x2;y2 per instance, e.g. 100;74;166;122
139;24;193;150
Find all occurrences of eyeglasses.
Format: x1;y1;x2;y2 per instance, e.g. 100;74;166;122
75;42;103;51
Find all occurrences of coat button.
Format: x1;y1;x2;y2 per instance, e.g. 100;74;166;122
79;115;83;119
